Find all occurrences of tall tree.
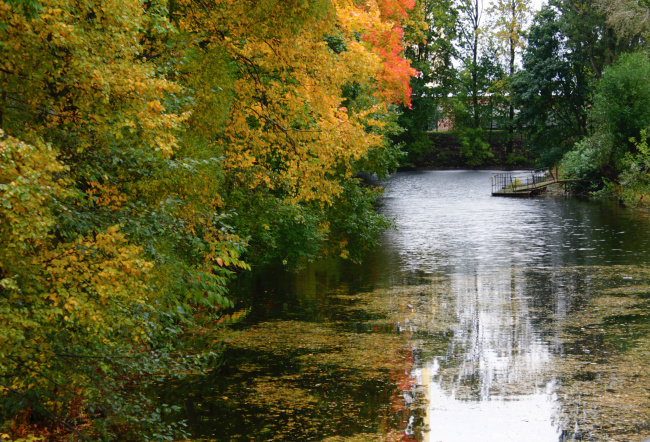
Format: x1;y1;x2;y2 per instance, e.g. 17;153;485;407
456;0;485;128
449;0;511;166
397;0;458;165
596;0;650;40
550;0;638;78
512;4;591;166
486;0;532;152
514;0;642;168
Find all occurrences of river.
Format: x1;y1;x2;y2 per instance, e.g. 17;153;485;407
168;170;650;441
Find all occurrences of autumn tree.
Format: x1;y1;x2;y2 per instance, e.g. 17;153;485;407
0;0;419;438
166;0;417;265
0;0;226;438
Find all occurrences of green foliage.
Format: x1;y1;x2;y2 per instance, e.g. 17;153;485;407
512;5;591;167
615;129;650;207
357;104;405;179
561;133;613;180
598;0;650;39
516;0;644;171
561;50;650;200
2;0;41;18
549;0;631;78
457;127;494;166
591;52;650;164
453;49;508;129
398;129;432;166
325;179;393;263
506;153;528;166
247;200;328;268
324;34;348;54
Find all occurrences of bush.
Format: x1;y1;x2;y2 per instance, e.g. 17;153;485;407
458;127;494;166
617;129;650;207
591;51;650;167
561;133;613;180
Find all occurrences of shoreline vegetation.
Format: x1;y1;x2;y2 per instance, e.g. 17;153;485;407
397;129;534;170
396;129;649;208
0;0;416;439
1;0;650;439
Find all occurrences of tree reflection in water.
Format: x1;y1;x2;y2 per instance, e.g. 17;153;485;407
161;171;650;441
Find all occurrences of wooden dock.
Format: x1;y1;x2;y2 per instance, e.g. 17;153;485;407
491;171;560;196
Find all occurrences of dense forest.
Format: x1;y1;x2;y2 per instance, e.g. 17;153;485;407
0;0;648;439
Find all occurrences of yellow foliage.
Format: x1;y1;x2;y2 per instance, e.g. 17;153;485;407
174;0;390;209
0;0;417;436
0;0;186;157
0;224;154;360
87;181;128;209
0;131;70;270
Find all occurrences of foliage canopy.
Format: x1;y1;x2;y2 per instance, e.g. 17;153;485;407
0;0;418;438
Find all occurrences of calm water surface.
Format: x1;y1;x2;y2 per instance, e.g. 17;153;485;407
377;171;649;441
172;171;650;441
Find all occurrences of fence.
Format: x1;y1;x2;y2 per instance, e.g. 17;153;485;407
491;170;552;195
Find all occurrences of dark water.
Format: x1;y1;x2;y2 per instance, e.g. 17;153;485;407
169;171;650;441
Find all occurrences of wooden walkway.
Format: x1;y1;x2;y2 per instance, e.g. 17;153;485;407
491;171;565;196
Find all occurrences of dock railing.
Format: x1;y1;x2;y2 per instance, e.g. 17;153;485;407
491;170;553;195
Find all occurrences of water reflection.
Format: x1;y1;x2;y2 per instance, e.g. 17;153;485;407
405;270;560;441
420;361;559;442
377;171;650;442
381;171;649;272
170;171;650;441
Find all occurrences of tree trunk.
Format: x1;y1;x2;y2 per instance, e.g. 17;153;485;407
472;0;480;129
507;0;516;155
473;36;479;128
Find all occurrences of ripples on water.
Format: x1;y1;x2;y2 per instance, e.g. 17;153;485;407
380;170;648;272
378;171;650;442
171;170;650;442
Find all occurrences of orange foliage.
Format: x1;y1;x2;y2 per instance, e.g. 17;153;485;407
365;25;417;107
174;0;417;208
342;0;417;107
